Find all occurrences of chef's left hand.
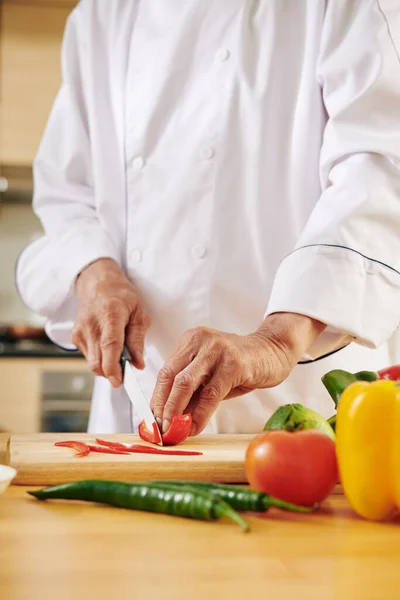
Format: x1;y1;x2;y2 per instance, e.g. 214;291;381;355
150;313;325;436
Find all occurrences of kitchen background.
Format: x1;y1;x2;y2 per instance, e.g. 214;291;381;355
0;0;93;435
2;1;400;438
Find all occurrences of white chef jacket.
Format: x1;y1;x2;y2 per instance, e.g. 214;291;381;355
16;0;400;434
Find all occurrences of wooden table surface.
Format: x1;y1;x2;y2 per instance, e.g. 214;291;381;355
1;434;400;600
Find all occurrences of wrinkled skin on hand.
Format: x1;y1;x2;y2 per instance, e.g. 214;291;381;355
72;258;151;387
150;314;325;436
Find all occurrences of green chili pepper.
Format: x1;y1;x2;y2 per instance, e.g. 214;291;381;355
321;369;379;408
28;480;250;532
151;480;317;513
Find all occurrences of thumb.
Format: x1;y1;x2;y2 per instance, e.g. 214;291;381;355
125;310;151;369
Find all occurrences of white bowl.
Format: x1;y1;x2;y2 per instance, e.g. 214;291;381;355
0;465;17;494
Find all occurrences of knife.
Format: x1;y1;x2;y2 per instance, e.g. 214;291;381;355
120;346;163;445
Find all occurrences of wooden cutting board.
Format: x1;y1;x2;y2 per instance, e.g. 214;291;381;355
6;433;254;486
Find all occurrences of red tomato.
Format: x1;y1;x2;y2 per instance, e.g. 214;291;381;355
378;365;400;381
138;414;192;445
245;429;338;507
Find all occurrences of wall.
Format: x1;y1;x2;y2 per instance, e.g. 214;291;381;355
0;203;44;324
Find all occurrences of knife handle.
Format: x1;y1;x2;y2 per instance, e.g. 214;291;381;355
120;345;132;371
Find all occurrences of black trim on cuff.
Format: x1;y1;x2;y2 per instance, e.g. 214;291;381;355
292;244;400;275
298;343;350;365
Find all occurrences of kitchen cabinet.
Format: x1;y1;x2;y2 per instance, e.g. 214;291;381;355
0;357;91;433
7;2;76;5
0;1;77;165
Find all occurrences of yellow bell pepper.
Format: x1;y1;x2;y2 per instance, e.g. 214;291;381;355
335;379;400;521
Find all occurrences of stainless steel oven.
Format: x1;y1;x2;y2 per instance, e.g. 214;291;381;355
41;371;94;433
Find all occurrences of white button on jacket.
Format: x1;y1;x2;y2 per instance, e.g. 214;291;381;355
191;244;207;259
131;157;145;171
217;49;230;62
199;147;215;161
130;250;142;263
16;1;400;434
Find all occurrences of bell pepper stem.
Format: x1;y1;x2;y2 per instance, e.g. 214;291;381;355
327;414;336;431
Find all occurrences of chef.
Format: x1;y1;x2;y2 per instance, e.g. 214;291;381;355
16;1;400;436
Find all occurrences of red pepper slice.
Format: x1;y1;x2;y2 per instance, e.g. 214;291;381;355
162;414;192;446
54;441;90;457
95;438;132;452
123;444;202;456
138;421;163;445
138;414;192;446
95;438;202;456
378;365;400;381
87;444;130;455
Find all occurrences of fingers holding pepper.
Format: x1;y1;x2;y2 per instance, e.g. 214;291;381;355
151;328;219;433
151;324;295;437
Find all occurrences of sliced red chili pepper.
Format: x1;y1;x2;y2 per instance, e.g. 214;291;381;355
118;444;202;456
378;365;400;381
88;445;130;455
54;441;90;457
138;414;192;446
95;438;202;456
138;420;163;445
162;414;192;445
95;438;131;452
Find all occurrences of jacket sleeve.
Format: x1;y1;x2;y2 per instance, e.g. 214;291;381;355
266;0;400;360
16;4;120;345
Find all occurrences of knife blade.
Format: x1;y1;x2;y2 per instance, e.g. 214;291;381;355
120;346;163;445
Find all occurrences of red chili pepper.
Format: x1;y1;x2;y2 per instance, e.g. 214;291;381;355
54;441;90;457
138;421;163;445
95;438;131;452
378;365;400;381
138;414;192;446
87;445;130;455
95;438;202;456
162;414;192;445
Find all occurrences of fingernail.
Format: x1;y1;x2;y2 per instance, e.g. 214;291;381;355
156;417;162;429
162;419;171;433
109;377;119;388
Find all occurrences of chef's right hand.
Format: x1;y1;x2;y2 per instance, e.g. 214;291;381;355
72;258;151;387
